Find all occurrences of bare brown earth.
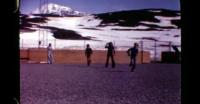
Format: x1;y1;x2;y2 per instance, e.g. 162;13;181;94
20;48;151;64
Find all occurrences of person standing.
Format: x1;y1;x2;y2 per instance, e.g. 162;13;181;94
47;43;53;64
105;42;115;68
85;44;93;66
127;43;139;72
38;40;41;49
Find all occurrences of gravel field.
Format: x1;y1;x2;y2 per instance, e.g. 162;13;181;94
20;64;181;104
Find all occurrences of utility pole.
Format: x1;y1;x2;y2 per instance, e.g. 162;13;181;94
154;40;157;63
38;0;49;48
140;40;143;64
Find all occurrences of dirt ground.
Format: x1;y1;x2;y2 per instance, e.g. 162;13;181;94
20;64;181;104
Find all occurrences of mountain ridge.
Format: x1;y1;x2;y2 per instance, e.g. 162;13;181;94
32;3;86;16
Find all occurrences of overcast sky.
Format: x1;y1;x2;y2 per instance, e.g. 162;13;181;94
20;0;180;14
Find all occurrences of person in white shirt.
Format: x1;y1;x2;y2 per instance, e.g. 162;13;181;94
47;43;53;64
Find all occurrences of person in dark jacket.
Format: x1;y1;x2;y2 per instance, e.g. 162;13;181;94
85;44;93;66
127;43;139;72
105;42;115;68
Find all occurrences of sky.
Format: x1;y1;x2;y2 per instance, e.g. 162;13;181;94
20;0;180;14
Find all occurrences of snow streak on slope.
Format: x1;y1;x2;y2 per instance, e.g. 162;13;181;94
141;16;180;28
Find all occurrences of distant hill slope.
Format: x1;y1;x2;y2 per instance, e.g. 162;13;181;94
94;9;180;28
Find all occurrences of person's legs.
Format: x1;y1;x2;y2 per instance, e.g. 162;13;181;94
88;57;91;66
47;57;50;64
105;54;109;67
87;55;91;66
131;57;136;72
87;58;89;66
111;55;115;68
47;55;51;64
129;57;133;66
49;55;53;64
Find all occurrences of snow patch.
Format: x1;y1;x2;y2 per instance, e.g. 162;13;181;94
33;3;85;16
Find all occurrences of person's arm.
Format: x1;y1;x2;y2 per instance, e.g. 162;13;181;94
105;43;108;48
127;48;130;56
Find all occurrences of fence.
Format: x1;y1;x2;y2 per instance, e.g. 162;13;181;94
139;40;180;62
20;38;181;62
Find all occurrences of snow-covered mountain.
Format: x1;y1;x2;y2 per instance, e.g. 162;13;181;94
33;3;86;16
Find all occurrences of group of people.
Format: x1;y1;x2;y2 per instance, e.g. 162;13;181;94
47;42;139;72
85;42;139;72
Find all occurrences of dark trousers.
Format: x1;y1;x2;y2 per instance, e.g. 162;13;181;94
129;56;136;71
105;54;115;68
86;55;91;66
